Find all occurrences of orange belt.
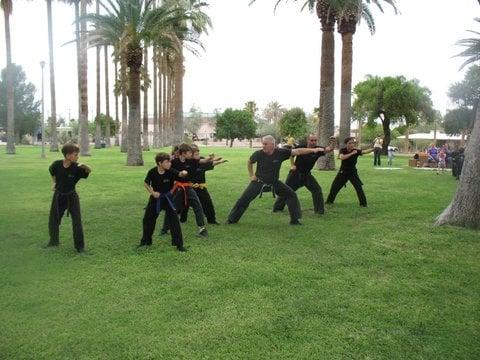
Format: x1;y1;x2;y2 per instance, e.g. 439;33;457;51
192;183;207;189
172;181;193;206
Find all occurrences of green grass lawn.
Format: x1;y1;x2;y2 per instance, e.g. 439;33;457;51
0;146;479;360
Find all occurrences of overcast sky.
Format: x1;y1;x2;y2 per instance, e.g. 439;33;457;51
0;0;478;124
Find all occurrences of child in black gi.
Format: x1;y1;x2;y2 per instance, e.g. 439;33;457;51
179;145;227;225
167;143;214;237
140;152;187;252
46;143;91;253
326;137;374;207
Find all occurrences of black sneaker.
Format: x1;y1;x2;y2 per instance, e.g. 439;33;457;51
76;248;85;253
160;229;169;236
290;219;302;225
176;246;187;252
208;221;221;225
198;228;208;237
225;219;236;224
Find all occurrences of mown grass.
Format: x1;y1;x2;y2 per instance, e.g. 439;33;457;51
0;146;478;360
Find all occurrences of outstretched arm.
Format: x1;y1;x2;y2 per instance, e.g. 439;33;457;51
362;148;375;155
291;147;323;156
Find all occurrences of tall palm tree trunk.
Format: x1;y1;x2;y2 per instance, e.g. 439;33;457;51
74;0;81;126
46;0;58;152
126;46;143;166
79;0;90;156
94;0;101;149
316;10;336;170
161;53;167;146
142;46;150;151
169;69;175;146
114;58;120;146
104;45;111;147
339;31;354;145
3;1;15;154
152;46;159;148
173;46;184;144
120;62;128;153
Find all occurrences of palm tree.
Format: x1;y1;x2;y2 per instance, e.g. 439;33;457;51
104;45;111;147
94;0;102;149
83;0;189;165
336;0;397;144
163;0;212;145
436;17;480;229
78;0;90;156
46;0;59;151
1;0;15;154
250;0;338;168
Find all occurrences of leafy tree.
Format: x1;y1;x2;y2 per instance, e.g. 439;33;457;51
352;75;436;151
448;65;480;108
443;107;474;141
215;108;256;147
0;65;40;142
279;107;308;139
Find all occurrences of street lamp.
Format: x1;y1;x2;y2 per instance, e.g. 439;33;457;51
40;61;46;159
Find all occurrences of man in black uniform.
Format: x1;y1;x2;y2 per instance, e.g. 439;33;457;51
273;134;335;215
46;143;91;253
227;135;326;225
326;137;374;207
140;152;187;252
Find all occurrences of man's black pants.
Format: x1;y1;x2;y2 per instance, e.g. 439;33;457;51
142;199;183;247
273;171;325;214
48;191;84;250
326;170;367;206
228;180;301;223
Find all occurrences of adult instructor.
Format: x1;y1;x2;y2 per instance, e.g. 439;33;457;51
227;135;325;225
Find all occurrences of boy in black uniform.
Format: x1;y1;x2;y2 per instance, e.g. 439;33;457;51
227;135;326;225
46;143;91;253
326;137;374;207
140;152;187;252
273;134;335;214
179;145;227;225
169;143;213;237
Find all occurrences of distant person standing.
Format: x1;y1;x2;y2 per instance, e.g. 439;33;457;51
373;135;383;166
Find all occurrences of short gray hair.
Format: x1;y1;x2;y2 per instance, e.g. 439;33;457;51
262;135;276;145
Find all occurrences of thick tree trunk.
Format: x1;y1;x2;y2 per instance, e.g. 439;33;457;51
339;31;353;146
126;47;144;166
46;0;58;152
173;46;184;144
316;27;335;170
94;0;101;149
79;0;90;156
382;117;391;153
230;139;234;147
161;54;167;146
4;9;15;154
142;46;149;151
104;46;111;147
436;107;480;229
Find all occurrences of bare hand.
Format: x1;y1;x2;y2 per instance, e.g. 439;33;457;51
152;192;161;199
250;175;257;181
179;170;188;177
290;165;297;171
52;184;56;192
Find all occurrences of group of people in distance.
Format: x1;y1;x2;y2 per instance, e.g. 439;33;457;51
46;134;375;253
